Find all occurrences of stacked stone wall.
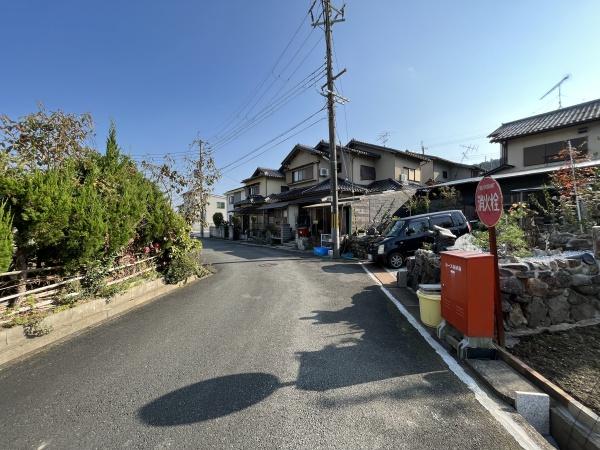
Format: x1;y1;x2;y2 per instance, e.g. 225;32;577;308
405;249;600;330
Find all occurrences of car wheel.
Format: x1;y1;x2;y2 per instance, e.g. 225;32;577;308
388;252;404;269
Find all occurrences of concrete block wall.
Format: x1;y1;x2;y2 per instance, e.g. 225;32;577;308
352;190;415;232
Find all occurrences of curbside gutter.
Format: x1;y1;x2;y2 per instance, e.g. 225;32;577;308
497;347;600;450
359;262;551;450
0;275;205;369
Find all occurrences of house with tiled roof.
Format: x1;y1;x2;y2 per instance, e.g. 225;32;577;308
228;138;478;240
488;98;600;174
419;99;600;219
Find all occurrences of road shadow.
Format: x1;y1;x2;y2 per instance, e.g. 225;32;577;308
139;283;450;425
296;285;445;391
200;238;318;262
138;373;282;426
320;263;363;274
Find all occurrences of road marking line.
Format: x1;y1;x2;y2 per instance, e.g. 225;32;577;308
359;262;542;450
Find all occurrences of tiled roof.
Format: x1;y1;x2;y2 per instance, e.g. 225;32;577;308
347;139;430;161
315;141;381;160
403;151;481;170
268;187;306;202
366;178;404;193
488;98;600;142
234;194;265;206
242;167;284;183
256;167;285;178
281;141;380;166
302;178;369;195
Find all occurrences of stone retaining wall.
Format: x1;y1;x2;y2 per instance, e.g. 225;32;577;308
500;257;600;329
405;249;600;331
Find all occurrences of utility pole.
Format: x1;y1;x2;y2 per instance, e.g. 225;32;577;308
312;0;345;258
196;139;206;238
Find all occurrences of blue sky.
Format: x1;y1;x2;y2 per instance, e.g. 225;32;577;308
2;0;600;194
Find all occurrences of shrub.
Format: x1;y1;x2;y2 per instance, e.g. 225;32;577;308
0;200;13;272
472;202;531;257
213;212;224;227
162;234;203;284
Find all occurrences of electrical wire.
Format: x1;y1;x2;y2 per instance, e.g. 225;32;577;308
211;64;326;150
221;116;326;175
209;8;313;142
219;107;326;172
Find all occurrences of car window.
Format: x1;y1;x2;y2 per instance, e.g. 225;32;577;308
451;212;465;226
386;219;406;237
405;219;429;236
431;215;454;228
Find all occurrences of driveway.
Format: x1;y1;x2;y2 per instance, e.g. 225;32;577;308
0;239;523;449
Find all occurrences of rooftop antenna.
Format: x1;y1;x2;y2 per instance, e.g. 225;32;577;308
540;74;570;109
460;144;478;162
420;140;428;155
377;131;391;147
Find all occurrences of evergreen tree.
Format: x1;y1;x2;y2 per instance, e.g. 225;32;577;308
0;201;13;272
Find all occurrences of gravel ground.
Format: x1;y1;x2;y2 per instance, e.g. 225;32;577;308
510;324;600;415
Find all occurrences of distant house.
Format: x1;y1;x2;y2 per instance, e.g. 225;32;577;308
224;186;245;221
403;151;483;184
232;167;287;233
183;192;226;234
488;97;600;174
423;98;600;218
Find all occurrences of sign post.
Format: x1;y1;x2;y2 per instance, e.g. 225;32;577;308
475;177;504;347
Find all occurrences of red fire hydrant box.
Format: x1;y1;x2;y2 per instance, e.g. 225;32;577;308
440;251;495;338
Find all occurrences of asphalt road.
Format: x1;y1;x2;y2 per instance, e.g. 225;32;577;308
0;240;523;449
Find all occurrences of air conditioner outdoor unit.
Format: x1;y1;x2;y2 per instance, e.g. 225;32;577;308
399;173;408;182
320;168;329;176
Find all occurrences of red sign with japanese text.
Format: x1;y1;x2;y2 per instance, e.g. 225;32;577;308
475;177;503;227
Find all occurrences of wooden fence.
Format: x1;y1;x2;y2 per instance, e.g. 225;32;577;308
0;256;159;323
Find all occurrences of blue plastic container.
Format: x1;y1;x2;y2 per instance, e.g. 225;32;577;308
313;246;329;257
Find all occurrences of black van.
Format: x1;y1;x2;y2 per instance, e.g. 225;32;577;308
367;210;471;268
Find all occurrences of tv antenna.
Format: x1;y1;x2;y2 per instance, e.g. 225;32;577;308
376;131;391;147
540;74;570;109
460;144;478;162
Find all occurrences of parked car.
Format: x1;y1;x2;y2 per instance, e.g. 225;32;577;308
367;210;471;269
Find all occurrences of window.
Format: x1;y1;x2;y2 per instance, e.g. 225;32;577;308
229;195;235;205
216;202;225;209
281;186;289;192
247;184;260;196
402;167;417;181
431;215;453;228
405;219;429;236
442;170;448;179
523;137;587;166
292;165;314;183
360;165;376;180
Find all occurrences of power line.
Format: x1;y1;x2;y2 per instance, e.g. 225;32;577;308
211;64;326;150
221;113;327;174
219;107;326;171
241;27;319;120
210;19;318;146
209;9;313;142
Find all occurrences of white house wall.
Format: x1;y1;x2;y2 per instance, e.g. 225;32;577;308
503;122;600;173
